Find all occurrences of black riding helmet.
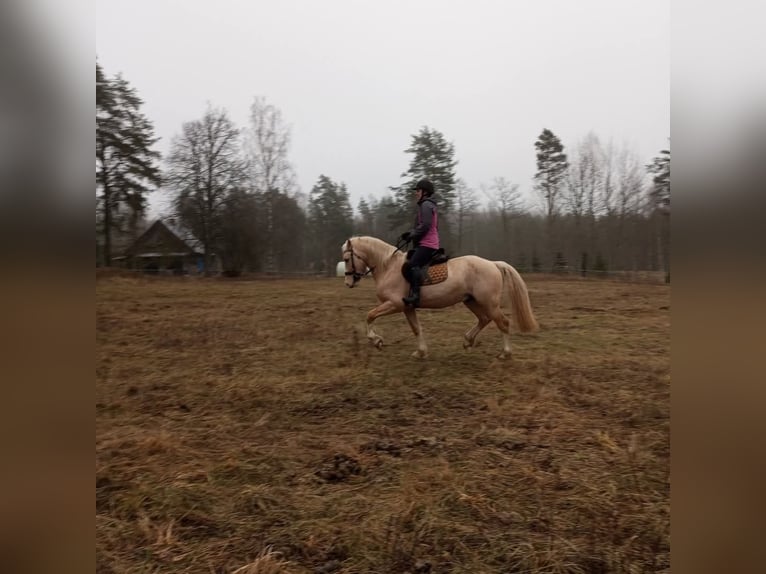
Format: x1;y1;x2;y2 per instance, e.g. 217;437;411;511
414;179;434;196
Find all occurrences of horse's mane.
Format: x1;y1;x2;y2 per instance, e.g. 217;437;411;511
351;236;404;272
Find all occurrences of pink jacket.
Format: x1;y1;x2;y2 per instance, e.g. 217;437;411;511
410;198;439;249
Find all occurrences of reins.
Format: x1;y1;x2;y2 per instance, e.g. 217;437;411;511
392;238;409;256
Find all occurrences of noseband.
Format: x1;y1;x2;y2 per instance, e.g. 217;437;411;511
344;240;374;283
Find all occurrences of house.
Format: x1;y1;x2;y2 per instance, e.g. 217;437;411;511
113;219;213;275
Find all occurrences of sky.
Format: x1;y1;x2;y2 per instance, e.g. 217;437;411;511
96;0;669;217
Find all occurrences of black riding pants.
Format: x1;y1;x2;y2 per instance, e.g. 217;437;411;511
409;246;438;271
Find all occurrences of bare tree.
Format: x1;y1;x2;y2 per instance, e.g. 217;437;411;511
487;177;523;215
599;139;617;217
608;145;646;269
244;96;297;195
565;133;605;272
454;178;479;254
165;105;247;274
615;146;646;218
566;132;602;221
243;96;298;271
482;177;524;261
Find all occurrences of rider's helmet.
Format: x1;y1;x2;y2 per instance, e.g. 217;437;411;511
414;179;434;196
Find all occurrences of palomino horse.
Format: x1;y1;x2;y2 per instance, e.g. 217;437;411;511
342;236;538;358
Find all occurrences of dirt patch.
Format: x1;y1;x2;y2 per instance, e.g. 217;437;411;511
315;454;363;483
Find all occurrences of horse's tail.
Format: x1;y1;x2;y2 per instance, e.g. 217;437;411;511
494;261;539;333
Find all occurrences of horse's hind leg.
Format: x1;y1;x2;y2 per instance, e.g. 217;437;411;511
403;307;428;358
462;299;491;349
487;305;513;359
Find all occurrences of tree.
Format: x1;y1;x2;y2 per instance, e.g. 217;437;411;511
454;178;479;254
307;175;354;275
485;177;523;259
615;147;646;218
565;132;602;221
356;197;376;236
610;147;647;270
373;196;399;240
244;96;299;271
534;128;569;220
96;63;161;265
647;145;670;281
165;105;248;275
218;189;260;275
244;96;297;195
389;126;458;245
254;190;307;272
533;128;569;266
647;147;670;212
564;134;600;273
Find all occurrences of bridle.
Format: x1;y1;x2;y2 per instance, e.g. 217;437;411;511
343;239;375;283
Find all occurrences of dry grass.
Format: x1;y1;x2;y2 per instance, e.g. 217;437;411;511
97;274;670;573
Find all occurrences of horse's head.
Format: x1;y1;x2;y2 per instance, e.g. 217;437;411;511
341;238;371;288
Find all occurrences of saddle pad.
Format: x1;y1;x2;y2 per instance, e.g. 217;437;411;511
422;263;448;286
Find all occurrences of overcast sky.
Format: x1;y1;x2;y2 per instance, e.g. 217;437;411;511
96;0;669;216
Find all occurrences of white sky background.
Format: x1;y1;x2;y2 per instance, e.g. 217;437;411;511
96;0;669;217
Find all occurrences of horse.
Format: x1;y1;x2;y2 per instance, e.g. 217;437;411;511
341;236;538;359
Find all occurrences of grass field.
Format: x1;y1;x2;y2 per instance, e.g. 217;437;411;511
96;273;670;573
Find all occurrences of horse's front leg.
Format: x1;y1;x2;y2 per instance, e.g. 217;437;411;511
403;307;428;358
366;301;400;350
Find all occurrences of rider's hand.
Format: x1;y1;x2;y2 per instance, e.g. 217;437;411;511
400;231;411;242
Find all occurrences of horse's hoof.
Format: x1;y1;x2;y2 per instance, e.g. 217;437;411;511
375;340;384;350
411;350;427;359
497;351;512;360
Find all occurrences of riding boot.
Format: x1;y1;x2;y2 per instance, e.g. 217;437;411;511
403;266;423;307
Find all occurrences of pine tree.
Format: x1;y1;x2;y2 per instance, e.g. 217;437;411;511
254;190;307;272
531;251;542;273
647;144;670;282
96;63;161;265
389;127;457;244
218;188;260;275
373;196;398;239
356;198;375;235
647;148;670;212
533;128;569;267
552;251;568;274
308;175;353;275
534;128;569;220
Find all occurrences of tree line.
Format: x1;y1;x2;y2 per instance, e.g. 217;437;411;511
96;63;670;278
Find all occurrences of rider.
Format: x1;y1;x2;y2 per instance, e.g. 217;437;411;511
399;178;439;307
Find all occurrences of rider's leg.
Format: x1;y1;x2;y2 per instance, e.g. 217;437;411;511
403;247;436;308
